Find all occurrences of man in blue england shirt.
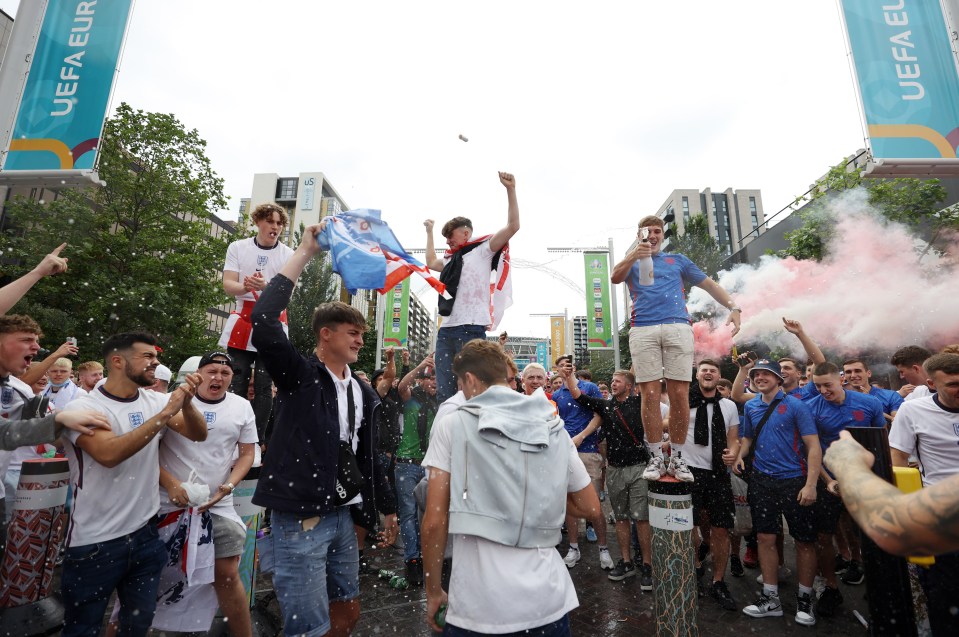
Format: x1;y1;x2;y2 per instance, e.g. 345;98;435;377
731;318;826;405
733;360;821;627
553;356;613;571
805;361;885;617
841;358;903;425
611;215;741;483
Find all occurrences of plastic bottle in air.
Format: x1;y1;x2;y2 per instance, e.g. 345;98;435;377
638;227;654;286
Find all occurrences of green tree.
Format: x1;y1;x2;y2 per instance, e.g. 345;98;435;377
286;225;340;355
781;159;958;260
666;214;725;280
0;103;230;371
355;314;379;374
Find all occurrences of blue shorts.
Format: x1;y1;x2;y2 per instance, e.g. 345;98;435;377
270;507;359;637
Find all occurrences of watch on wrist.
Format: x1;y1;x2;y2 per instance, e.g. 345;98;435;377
730;307;742;313
225;482;235;493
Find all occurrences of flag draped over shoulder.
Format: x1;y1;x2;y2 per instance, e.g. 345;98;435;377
317;209;449;297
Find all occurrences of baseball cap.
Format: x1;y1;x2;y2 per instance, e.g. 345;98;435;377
154;364;172;382
198;351;234;369
749;359;783;382
371;368;386;384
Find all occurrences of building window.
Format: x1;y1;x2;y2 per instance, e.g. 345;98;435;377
682;196;689;222
749;196;759;229
749;197;757;213
276;178;298;200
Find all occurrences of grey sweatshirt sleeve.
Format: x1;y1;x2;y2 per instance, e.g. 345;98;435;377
0;414;59;451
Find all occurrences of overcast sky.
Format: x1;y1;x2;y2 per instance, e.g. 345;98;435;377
1;1;867;340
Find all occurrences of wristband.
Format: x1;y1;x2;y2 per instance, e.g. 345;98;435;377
730;307;742;313
225;482;235;492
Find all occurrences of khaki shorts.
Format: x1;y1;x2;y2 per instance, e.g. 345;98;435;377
212;513;247;559
629;323;695;383
578;452;605;493
607;464;649;521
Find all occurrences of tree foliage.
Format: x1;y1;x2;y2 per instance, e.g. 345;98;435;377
781;159;959;261
286;226;340;355
0;103;230;370
666;214;725;280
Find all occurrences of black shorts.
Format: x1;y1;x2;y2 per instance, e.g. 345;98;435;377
813;483;844;534
689;467;735;530
748;474;817;543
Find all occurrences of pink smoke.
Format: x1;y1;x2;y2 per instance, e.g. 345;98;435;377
689;192;959;358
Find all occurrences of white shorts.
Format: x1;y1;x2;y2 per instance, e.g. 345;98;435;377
628;324;694;383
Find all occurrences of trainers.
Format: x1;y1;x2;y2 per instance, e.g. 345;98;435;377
816;586;844;617
730;554;745;578
640;563;653;591
841;560;864;585
743;592;783;618
743;546;759;569
710;580;737;611
405;557;424;587
667;453;694;482
756;565;791;584
796;592;816;626
599;548;615;570
834;554;850;575
608;559;636;581
586;524;598;543
563;547;581;568
643;456;667;481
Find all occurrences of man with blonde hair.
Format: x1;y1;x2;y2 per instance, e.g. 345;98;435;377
521;363;549;396
76;361;104;393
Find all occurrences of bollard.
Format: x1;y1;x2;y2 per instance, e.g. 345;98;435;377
0;458;69;636
847;427;917;637
648;476;698;637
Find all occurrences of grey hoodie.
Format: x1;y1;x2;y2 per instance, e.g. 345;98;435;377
448;385;571;548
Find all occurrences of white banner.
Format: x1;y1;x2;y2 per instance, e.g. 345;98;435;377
649;502;694;532
13;484;68;511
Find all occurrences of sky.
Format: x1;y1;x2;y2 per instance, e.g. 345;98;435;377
0;1;869;341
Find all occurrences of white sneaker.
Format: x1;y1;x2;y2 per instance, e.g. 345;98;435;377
742;592;783;618
756;565;792;584
668;453;694;482
599;548;615;570
564;547;581;568
642;456;666;481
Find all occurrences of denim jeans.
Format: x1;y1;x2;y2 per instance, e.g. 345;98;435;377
60;521;167;637
435;324;487;402
444;614;571;637
270;507;359;637
394;461;426;561
227;347;274;441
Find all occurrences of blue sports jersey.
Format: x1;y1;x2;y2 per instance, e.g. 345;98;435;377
552;380;604;453
627;252;706;327
787;382;820;401
808;390;885;450
742;390;818;480
868;386;904;416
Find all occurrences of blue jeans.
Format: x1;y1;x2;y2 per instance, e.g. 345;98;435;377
394;461;426;561
444;614;571;637
436;324;487;402
61;521;167;637
270;507;359;637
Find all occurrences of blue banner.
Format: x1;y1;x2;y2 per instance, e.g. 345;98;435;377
841;0;959;159
536;341;549;367
4;0;134;171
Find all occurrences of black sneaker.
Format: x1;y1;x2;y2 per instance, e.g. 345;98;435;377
796;592;816;626
640;563;653;592
816;586;844;617
405;557;424;587
834;554;850;575
698;542;710;563
841;560;864;585
710;580;737;611
358;554;376;575
608;559;636;582
730;554;745;578
696;564;706;580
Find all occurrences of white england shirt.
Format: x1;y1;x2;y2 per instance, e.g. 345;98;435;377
62;387;169;547
222;236;294;304
889;394;959;487
0;376;35;489
442;240;495;329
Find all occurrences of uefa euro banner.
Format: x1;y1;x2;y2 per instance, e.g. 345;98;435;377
382;277;411;350
1;0;135;172
840;0;959;160
583;252;613;349
550;315;567;364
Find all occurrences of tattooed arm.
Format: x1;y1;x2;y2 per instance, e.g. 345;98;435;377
825;431;959;556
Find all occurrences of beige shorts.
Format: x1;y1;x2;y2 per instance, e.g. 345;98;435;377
606;464;650;521
629;323;694;383
578;452;605;493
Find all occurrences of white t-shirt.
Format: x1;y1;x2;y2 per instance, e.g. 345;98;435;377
442;240;496;329
682;399;740;470
889;395;959;487
159;392;258;527
62;387;169;546
904;384;932;402
0;376;36;486
325;366;363;506
43;380;83;412
223;236;294;303
422;409;590;633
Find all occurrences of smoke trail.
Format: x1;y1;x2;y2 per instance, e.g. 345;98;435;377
688;189;959;359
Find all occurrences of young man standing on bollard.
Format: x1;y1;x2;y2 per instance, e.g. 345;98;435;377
686;359;741;610
250;222;397;637
424;172;519;404
734;359;821;627
421;339;600;635
611;215;741;483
